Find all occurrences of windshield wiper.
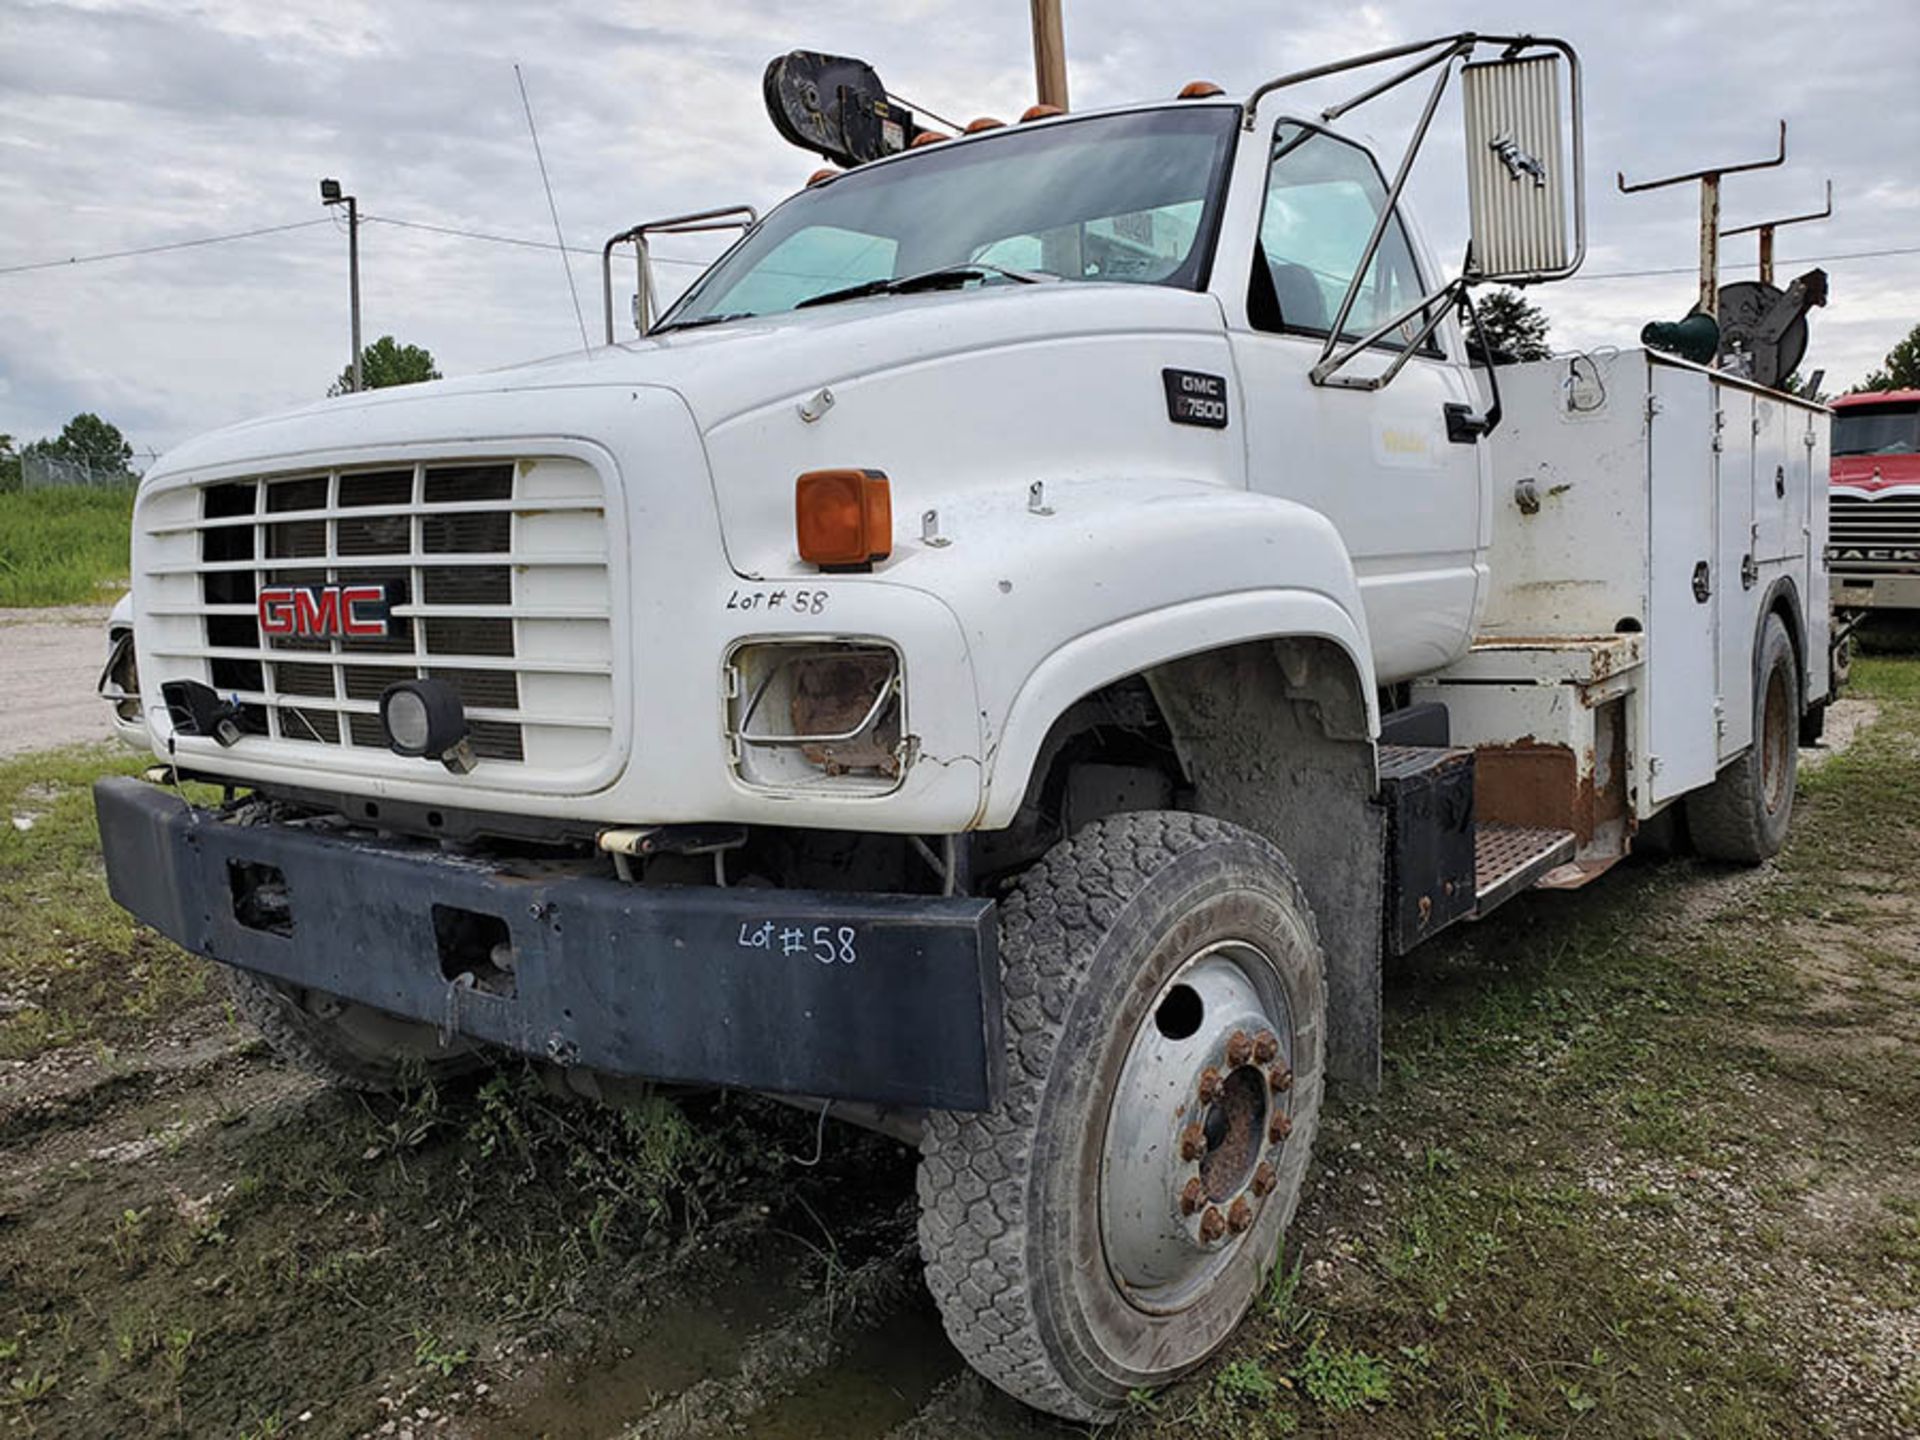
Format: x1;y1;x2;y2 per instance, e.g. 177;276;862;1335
795;263;1053;312
649;310;755;336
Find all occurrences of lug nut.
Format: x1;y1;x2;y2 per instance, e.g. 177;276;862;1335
1253;1029;1280;1064
1268;1112;1292;1144
1179;1123;1207;1162
1198;1066;1224;1103
1227;1196;1254;1234
1199;1206;1227;1243
1252;1161;1278;1197
1226;1030;1254;1067
1180;1177;1206;1216
1267;1064;1294;1094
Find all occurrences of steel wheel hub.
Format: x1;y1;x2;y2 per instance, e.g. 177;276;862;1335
1099;942;1295;1315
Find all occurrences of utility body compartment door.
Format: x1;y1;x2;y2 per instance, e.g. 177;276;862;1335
1647;365;1719;803
1715;387;1756;760
1751;392;1802;564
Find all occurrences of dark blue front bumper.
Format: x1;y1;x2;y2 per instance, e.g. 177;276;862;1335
95;777;1003;1111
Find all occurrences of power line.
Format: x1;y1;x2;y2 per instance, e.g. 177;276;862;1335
1570;243;1920;281
361;213;711;267
11;213;1913;288
0;218;335;277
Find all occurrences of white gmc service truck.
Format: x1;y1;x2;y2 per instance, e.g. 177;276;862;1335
95;35;1830;1420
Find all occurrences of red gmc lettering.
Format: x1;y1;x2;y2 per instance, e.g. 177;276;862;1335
338;585;388;637
257;587;296;635
254;585;388;638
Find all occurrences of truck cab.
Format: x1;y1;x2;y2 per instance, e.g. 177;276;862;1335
1829;388;1920;613
93;35;1824;1422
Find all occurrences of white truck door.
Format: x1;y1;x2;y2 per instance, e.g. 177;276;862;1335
1224;121;1483;685
1648;363;1720;802
1715;386;1757;759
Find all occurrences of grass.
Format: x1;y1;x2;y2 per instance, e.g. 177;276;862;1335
0;745;215;1060
1132;655;1920;1439
0;668;1915;1436
0;486;133;606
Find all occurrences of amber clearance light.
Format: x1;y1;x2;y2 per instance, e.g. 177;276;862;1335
795;469;892;569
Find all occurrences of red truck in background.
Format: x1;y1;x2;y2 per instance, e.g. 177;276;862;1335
1829;390;1920;625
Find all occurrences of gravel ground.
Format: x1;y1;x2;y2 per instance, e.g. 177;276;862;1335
0;604;117;758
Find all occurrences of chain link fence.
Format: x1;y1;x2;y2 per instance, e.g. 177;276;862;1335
20;453;140;490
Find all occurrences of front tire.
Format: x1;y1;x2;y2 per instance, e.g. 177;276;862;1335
918;812;1326;1420
1688;612;1799;864
224;968;477;1092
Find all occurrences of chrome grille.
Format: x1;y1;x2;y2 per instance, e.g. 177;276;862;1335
1828;492;1920;575
139;456;615;780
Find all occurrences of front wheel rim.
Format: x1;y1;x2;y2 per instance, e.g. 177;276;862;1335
1098;941;1295;1316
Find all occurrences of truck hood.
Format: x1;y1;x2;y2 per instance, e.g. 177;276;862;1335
149;282;1243;582
1832;453;1920;495
154;282;1225;474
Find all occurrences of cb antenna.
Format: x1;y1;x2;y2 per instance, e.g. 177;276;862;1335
515;62;592;356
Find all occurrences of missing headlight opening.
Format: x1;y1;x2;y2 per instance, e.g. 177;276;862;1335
727;641;905;791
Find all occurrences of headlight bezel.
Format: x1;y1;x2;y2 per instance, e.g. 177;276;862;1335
723;636;908;795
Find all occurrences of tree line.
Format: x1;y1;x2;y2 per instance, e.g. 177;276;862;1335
2;336;442;493
0;414;138;492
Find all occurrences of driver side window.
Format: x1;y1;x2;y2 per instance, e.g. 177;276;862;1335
1249;123;1431;349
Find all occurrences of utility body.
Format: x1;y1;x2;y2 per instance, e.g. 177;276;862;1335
96;35;1827;1419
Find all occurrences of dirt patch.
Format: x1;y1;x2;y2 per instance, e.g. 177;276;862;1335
1802;696;1880;770
0;605;116;757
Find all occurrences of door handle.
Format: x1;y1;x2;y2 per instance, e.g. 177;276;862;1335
1443;402;1492;444
1692;561;1712;604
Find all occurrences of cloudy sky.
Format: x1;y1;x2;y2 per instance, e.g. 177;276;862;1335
3;0;1916;459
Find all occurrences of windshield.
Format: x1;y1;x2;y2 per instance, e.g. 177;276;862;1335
1835;404;1920;457
658;107;1238;330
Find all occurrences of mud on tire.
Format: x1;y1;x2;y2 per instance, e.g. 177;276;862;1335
917;811;1327;1420
223;967;477;1092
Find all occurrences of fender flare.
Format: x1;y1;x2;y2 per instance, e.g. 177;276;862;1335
977;588;1378;829
1752;573;1808;714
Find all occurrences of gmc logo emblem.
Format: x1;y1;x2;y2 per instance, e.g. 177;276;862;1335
257;584;393;639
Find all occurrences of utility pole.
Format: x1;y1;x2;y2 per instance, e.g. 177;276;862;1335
1029;0;1068;111
1722;180;1832;288
1616;122;1786;320
320;178;363;392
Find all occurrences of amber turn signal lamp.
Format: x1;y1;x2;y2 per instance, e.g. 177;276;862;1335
796;469;892;569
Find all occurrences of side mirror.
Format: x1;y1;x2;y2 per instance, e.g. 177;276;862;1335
1462;51;1583;281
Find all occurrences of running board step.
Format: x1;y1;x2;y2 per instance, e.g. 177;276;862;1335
1473;823;1578;916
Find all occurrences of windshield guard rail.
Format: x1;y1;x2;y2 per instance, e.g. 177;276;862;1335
601;206;759;343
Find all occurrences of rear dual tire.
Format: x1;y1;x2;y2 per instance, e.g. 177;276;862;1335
918;812;1326;1420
